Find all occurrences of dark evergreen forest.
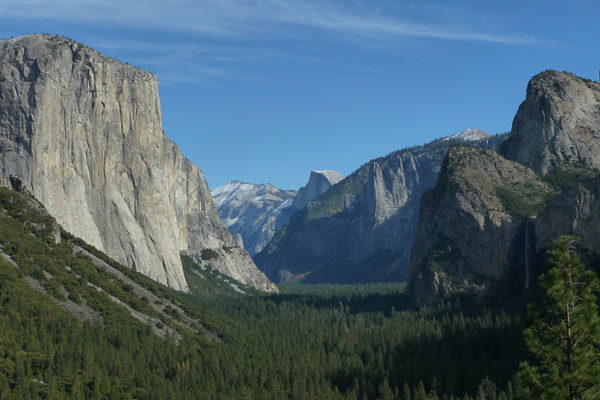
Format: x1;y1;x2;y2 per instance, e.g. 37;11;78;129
0;186;577;399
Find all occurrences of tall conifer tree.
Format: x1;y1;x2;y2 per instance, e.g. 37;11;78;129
520;235;600;399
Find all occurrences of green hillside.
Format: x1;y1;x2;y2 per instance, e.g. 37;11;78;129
0;186;229;398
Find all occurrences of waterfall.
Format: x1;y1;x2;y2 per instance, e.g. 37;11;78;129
524;218;531;289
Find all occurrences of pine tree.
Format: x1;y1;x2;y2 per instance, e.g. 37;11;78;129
403;382;412;400
519;235;600;399
414;381;428;400
378;378;394;400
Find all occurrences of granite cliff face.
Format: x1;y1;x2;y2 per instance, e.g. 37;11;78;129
290;170;344;212
503;70;600;174
535;176;600;265
409;146;553;301
255;131;503;283
0;34;276;293
410;70;600;302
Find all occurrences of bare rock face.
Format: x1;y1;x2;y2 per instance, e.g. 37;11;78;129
290;170;344;212
409;146;553;302
255;149;438;283
503;70;600;175
184;247;278;293
0;34;276;293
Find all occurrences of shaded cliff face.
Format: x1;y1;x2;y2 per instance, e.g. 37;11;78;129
255;132;504;284
535;176;600;265
409;146;553;301
503;70;600;175
0;34;276;293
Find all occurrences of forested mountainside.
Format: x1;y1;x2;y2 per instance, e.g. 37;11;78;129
255;130;505;284
411;71;600;303
0;172;530;400
0;33;275;293
0;179;227;397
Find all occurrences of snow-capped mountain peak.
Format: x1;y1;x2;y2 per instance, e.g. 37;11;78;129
444;128;491;142
211;182;297;256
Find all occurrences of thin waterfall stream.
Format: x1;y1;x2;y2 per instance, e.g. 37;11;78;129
524;218;531;289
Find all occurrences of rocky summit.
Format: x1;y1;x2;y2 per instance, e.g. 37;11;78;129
290;170;345;212
409;146;553;301
0;34;276;293
410;70;600;303
503;70;600;174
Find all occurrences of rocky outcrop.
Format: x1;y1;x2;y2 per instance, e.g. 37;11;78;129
409;146;553;301
183;247;278;293
503;70;600;175
0;34;276;293
290;170;344;212
255;131;504;284
212;181;297;256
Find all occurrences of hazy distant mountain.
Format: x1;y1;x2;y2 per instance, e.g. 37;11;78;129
212;182;297;256
212;170;344;256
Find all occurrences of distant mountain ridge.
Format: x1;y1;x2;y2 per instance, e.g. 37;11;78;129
254;129;505;284
212;170;344;256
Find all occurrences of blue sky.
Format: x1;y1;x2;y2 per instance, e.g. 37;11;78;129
1;1;599;189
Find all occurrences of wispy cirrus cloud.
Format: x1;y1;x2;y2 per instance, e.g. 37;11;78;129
0;0;545;84
2;0;542;44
